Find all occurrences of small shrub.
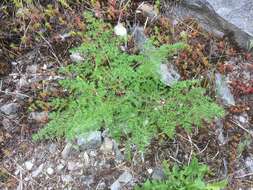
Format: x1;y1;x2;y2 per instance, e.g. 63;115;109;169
33;12;224;151
135;158;227;190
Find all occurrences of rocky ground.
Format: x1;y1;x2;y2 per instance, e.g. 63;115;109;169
1;1;253;190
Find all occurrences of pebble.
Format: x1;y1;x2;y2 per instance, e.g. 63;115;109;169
77;131;102;151
46;167;54;175
56;164;65;172
61;142;74;159
118;171;133;183
62;175;73;183
0;103;19;115
82;152;90;166
24;161;34;171
70;52;84;62
32;163;44;177
67;161;82;171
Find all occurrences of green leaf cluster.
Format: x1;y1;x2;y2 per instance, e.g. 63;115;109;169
33;12;224;151
135;158;227;190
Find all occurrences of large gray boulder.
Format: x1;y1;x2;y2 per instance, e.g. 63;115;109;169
163;0;252;51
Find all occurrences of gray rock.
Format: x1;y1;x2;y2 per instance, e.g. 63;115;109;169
132;27;148;51
206;0;253;36
151;167;165;180
61;142;74;159
113;141;124;162
61;175;73;183
132;27;180;86
0;103;19;115
110;180;121;190
32;163;44;178
163;0;252;51
100;137;114;153
77;131;102;150
160;63;181;86
215;73;235;106
118;171;133;184
110;171;133;190
245;157;253;172
70;52;85;62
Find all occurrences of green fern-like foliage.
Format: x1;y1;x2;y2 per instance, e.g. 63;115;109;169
135;158;227;190
33;12;224;151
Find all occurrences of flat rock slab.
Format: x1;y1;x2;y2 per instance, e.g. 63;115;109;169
207;0;253;36
163;0;253;51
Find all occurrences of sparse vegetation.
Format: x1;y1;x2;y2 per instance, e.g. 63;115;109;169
135;158;227;190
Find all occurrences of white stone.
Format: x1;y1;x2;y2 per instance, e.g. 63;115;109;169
70;52;84;62
24;161;34;171
114;23;127;37
46;167;54;175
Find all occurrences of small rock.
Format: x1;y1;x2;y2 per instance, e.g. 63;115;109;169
147;168;153;174
100;137;113;153
82;175;94;186
61;175;73;183
77;131;102;150
113;141;124;162
215;73;235;106
132;27;148;51
160;63;181;86
67;161;83;171
46;167;54;175
110;180;121;190
89;150;97;157
32;164;44;178
114;23;127;37
110;171;133;190
48;143;57;154
29;112;48;123
0;103;19;115
24;161;34;171
151;167;165;180
82;152;90;166
245;157;253;172
61;142;74;159
19;76;28;88
118;171;133;184
70;52;84;62
56;164;65;172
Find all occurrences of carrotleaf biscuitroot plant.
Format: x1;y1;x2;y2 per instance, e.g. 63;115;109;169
33;12;224;151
